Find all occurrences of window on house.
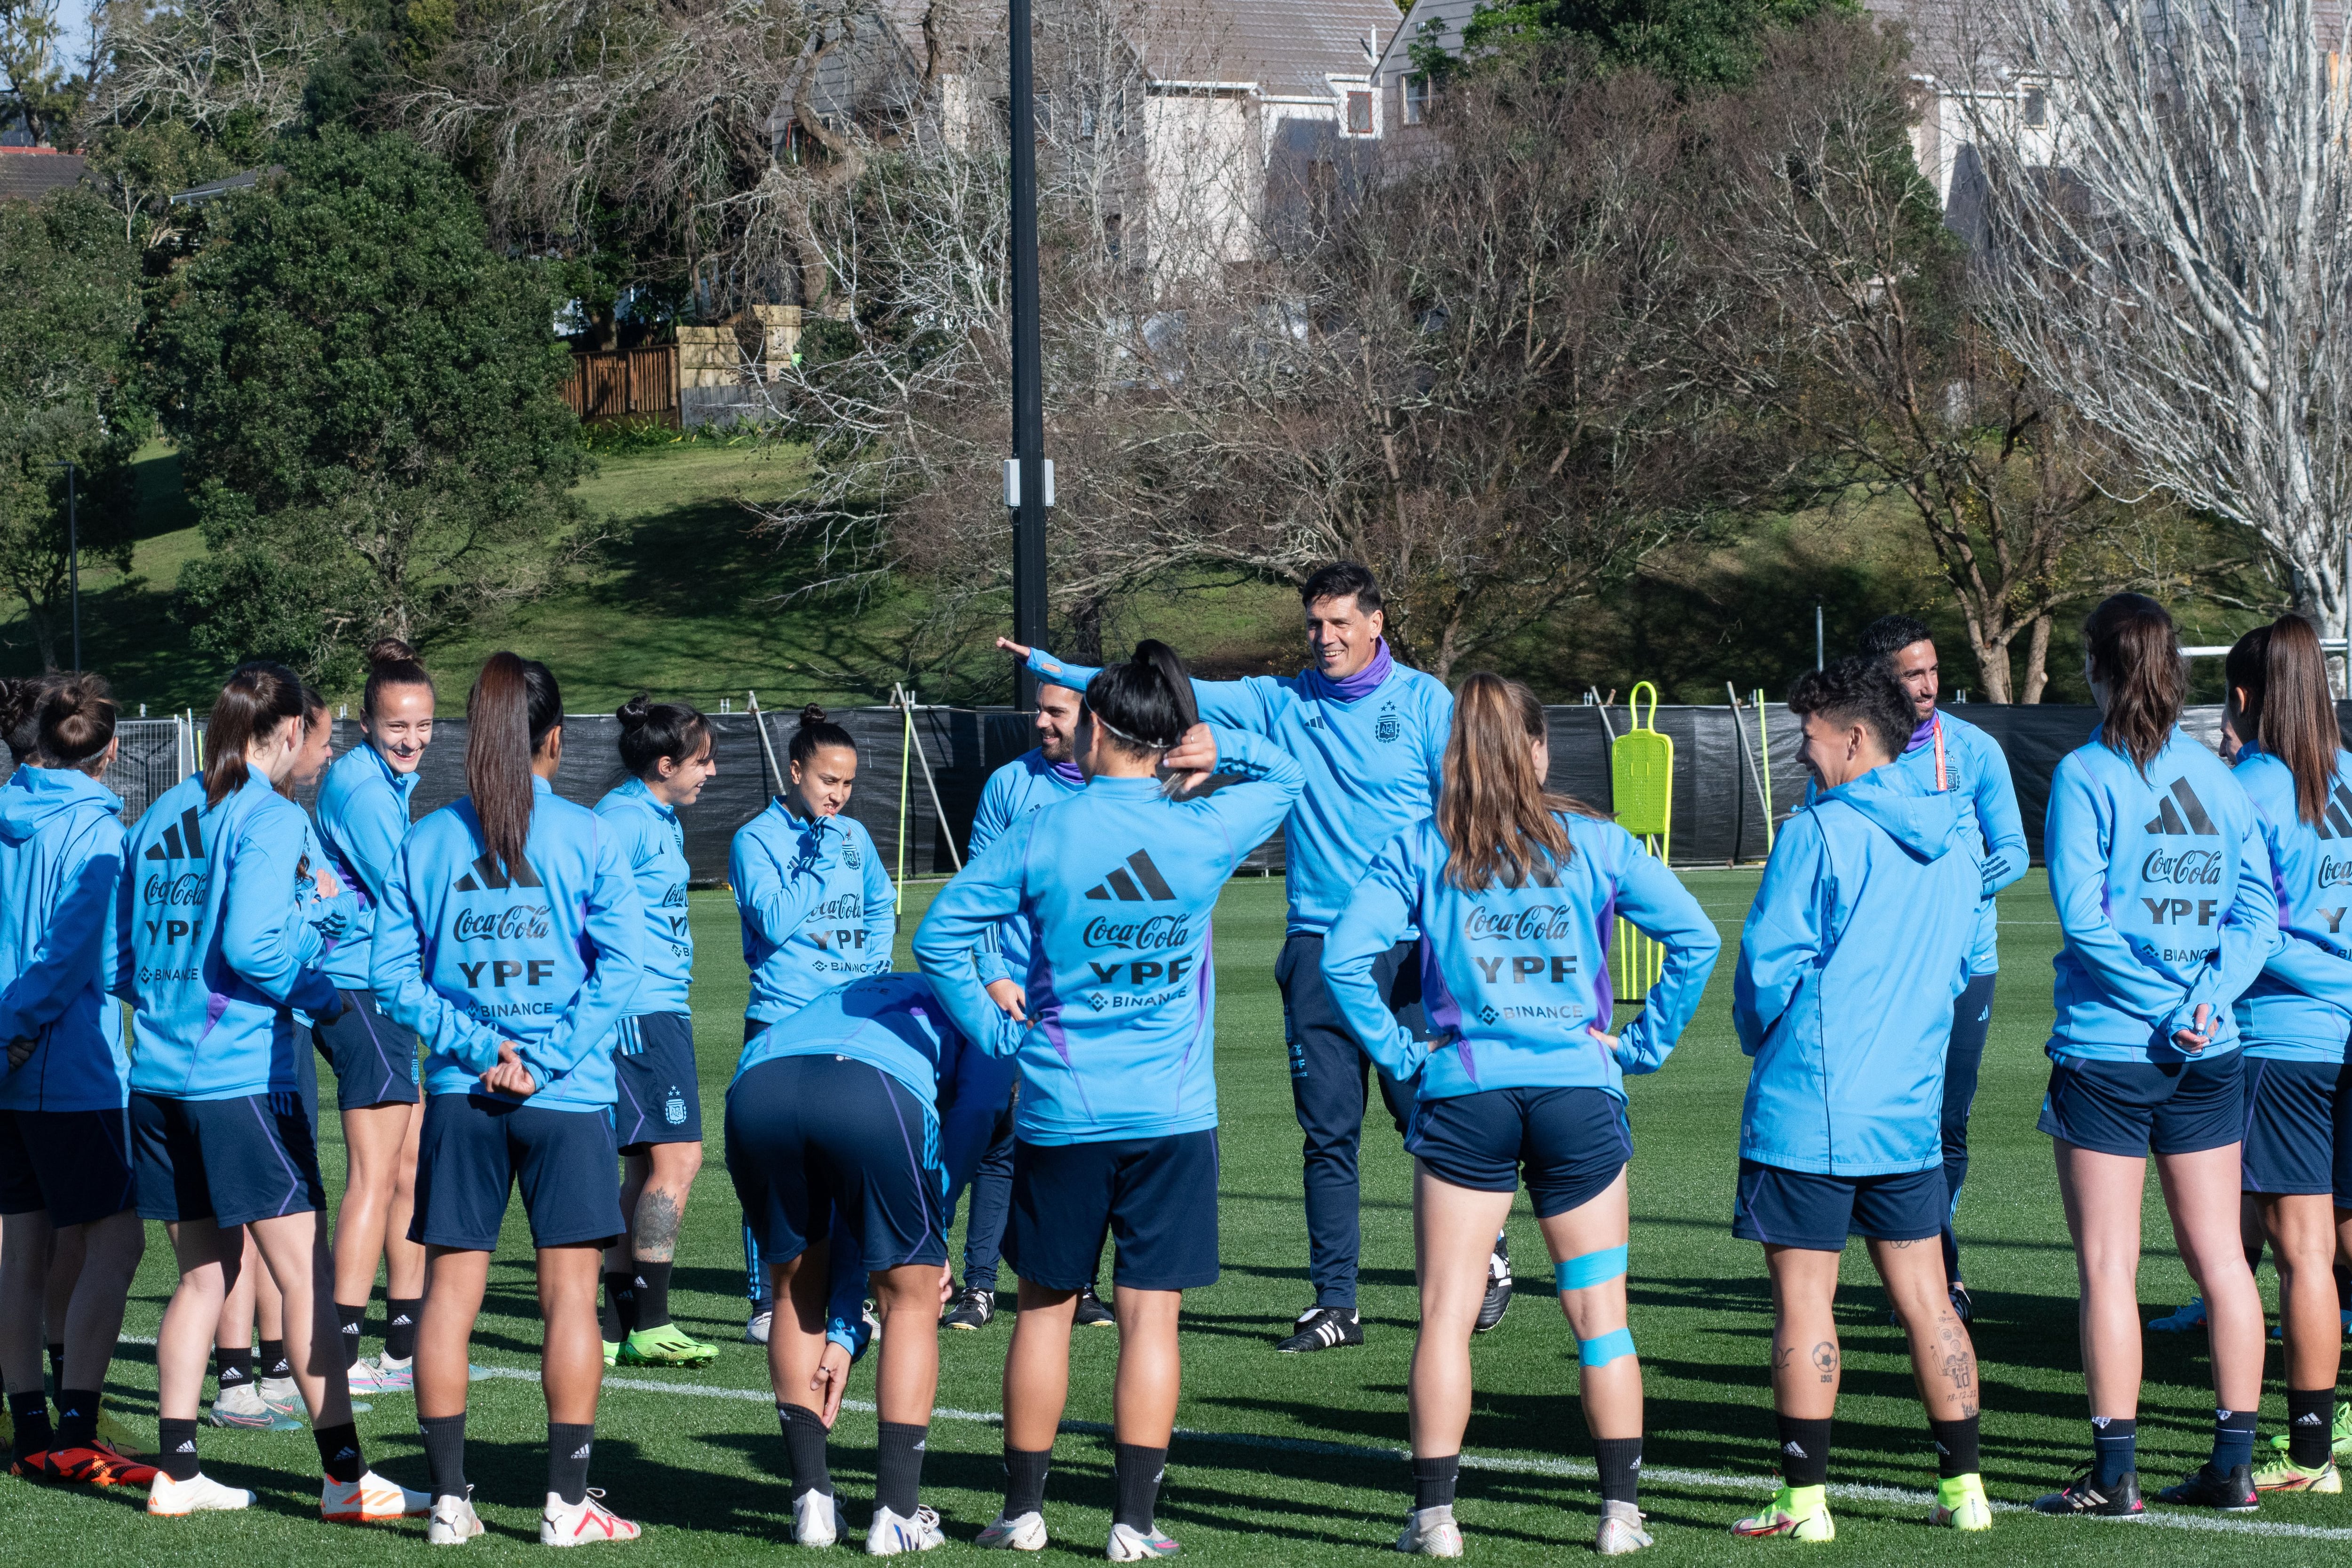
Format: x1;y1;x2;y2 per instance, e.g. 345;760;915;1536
1104;214;1123;262
1404;75;1430;126
1346;89;1374;135
2023;89;2048;127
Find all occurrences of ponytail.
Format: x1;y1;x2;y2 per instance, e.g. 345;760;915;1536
1438;673;1599;891
2225;613;2341;826
616;692;712;780
2083;593;2185;774
37;673;116;773
1082;639;1198;757
204;661;307;808
363;637;435;722
466;652;563;877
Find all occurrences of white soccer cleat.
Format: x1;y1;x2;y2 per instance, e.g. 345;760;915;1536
746;1308;774;1345
975;1510;1049;1550
542;1488;642;1546
324;1468;433;1523
1394;1504;1463;1557
1595;1501;1653;1555
866;1504;946;1555
148;1470;255;1515
1106;1522;1181;1560
429;1489;487;1545
795;1488;842;1547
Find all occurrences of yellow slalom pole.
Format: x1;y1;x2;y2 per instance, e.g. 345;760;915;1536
895;692;913;915
1755;690;1774;852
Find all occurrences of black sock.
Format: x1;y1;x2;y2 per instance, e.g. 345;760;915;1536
157;1416;201;1483
420;1412;468;1502
777;1404;832;1499
877;1421;929;1518
1929;1416;1979;1479
1112;1443;1167;1532
1595;1436;1642;1504
2091;1416;2137;1488
2337;1262;2351;1311
259;1337;290;1379
2289;1388;2336;1469
214;1345;254;1392
2214;1405;2258;1472
1775;1414;1831;1488
549;1422;595;1507
632;1260;674;1333
316;1420;366;1484
602;1271;636;1342
46;1342;64;1394
384;1298;422;1362
1003;1445;1051;1517
8;1391;52;1461
55;1389;101;1450
335;1302;366;1368
1411;1453;1459;1511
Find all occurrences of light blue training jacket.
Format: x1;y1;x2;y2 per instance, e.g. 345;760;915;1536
2228;740;2352;1061
2046;726;2275;1063
0;766;128;1112
596;778;693;1019
1734;762;1982;1175
1024;645;1449;935
1903;710;2028;975
315;740;420;991
116;771;343;1100
913;727;1304;1144
969;748;1085;989
1322;812;1719;1100
373;775;646;1112
731;802;894;1026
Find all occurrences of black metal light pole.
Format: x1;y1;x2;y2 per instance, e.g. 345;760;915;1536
1008;0;1048;710
54;461;79;671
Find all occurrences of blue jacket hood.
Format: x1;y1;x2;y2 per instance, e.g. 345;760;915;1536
0;764;119;844
1816;764;1971;862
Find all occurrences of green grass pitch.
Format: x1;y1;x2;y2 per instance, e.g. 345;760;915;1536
5;871;2347;1563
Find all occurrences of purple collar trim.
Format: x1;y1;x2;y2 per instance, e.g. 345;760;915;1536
1049;758;1085;786
1906;713;1938;754
1304;638;1393;703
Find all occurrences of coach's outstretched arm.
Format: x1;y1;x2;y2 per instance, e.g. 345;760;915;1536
2044;755;2207;1027
1732;813;1829;1056
1009;640;1266;731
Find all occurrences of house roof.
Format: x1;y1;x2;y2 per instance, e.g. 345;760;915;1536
1862;0;2349;81
0;146;86;202
1374;0;1476;87
1194;0;1398;97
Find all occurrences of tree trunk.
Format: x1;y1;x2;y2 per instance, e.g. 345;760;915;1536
2020;613;2053;705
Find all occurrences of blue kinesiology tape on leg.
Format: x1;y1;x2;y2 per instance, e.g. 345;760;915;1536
1578;1326;1637;1367
1555;1245;1629;1293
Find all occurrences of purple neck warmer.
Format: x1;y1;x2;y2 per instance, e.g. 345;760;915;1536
1049;757;1085;785
1907;712;1938;754
1306;638;1394;703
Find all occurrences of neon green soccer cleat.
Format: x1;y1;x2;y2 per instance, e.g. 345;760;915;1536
2252;1454;2343;1494
1732;1484;1834;1541
2272;1400;2352;1461
1931;1473;1994;1529
618;1323;719;1368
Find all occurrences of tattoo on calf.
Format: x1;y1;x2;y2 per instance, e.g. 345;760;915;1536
633;1188;685;1262
1812;1341;1838;1383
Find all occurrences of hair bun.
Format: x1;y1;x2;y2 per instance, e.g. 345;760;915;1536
366;637;420;670
616;691;653;729
799;704;828;728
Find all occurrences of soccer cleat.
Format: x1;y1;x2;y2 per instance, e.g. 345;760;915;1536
2147;1297;2207;1332
8;1449;49;1480
1075;1286;1116;1329
208;1381;304;1430
1394;1503;1464;1556
943;1283;997;1331
44;1440;160;1488
1731;1483;1834;1540
1105;1522;1181;1560
1931;1473;1993;1530
1595;1500;1652;1555
542;1488;642;1545
148;1470;256;1514
1948;1283;1975;1325
2157;1461;2258;1511
746;1306;774;1346
2273;1400;2352;1459
604;1340;620;1369
324;1468;433;1523
867;1504;946;1555
258;1376;308;1422
618;1324;719;1369
1475;1243;1512;1335
1275;1306;1362;1354
975;1510;1049;1550
429;1488;486;1545
2252;1455;2342;1494
794;1488;841;1546
2031;1469;2142;1516
349;1353;415;1394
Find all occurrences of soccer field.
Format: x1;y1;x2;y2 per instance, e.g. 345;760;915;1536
7;871;2345;1564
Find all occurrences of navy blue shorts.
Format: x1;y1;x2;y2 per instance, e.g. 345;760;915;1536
726;1054;946;1274
1732;1160;1944;1251
1007;1130;1220;1292
612;1013;702;1150
2241;1057;2345;1196
132;1091;326;1227
313;988;420;1112
2037;1052;2243;1158
0;1108;136;1227
410;1093;623;1250
1405;1086;1630;1218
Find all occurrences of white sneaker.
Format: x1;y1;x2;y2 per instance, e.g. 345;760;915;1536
975;1510;1048;1550
1595;1501;1652;1556
323;1467;432;1523
1106;1522;1181;1560
1394;1505;1462;1557
795;1488;841;1547
257;1376;307;1422
746;1307;774;1345
867;1504;946;1554
349;1353;415;1394
542;1488;642;1546
148;1470;256;1515
429;1489;487;1546
207;1380;303;1430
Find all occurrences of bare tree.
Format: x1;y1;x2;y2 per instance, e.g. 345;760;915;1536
1958;0;2352;642
93;0;332;135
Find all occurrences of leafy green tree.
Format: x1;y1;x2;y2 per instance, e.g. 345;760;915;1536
0;0;90;145
0;190;144;671
151;127;590;689
1459;0;1850;86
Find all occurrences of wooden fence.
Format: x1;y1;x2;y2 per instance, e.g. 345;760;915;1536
560;344;679;427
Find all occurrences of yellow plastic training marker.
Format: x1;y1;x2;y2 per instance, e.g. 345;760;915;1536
1611;683;1673;1003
